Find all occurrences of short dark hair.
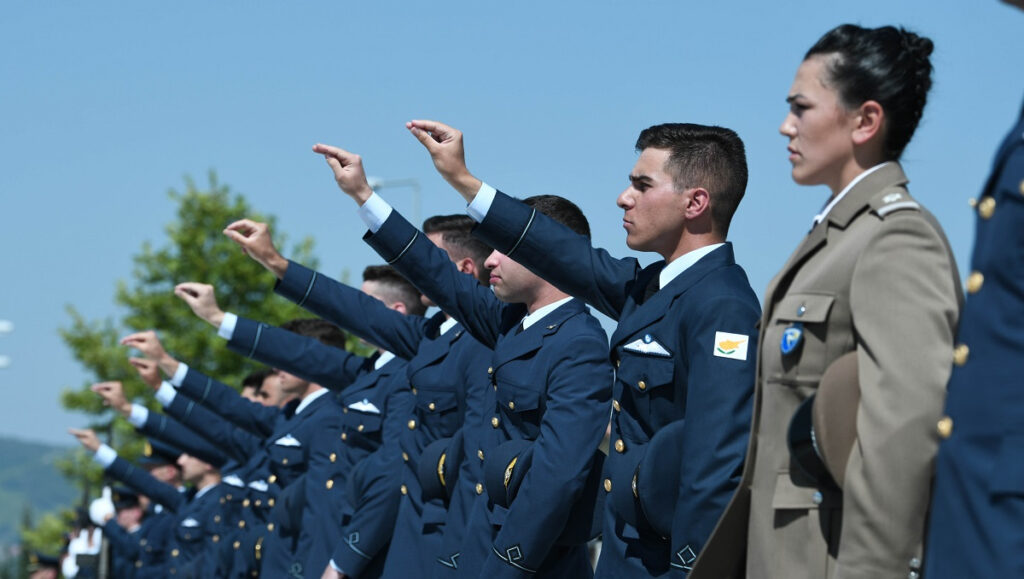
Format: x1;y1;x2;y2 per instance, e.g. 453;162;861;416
635;123;748;238
242;369;274;392
280;318;349;350
805;24;933;160
362;265;427;316
522;195;591;238
423;215;493;266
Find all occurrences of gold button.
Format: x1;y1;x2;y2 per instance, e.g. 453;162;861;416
477;449;484;460
212;534;220;543
408;419;417;430
214;515;222;523
428;402;436;411
219;497;225;504
357;424;365;432
242;500;249;508
953;344;970;366
612;400;621;412
136;561;143;568
233;541;241;550
411;387;418;395
400;484;408;495
978;196;996;219
402;452;409;462
140;539;147;546
475;483;484;495
615;359;621;368
267;523;275;532
491;417;500;428
225;494;232;501
171;549;180;557
637;380;647;391
967;271;984;294
1020;179;1024;196
255;500;262;507
603;478;612;492
281;458;288;465
508;400;515;410
614;439;625;453
937;416;954;439
326;479;334;490
330;452;337;463
487;367;494;375
268;498;275;508
238;520;245;529
343;407;348;413
341;433;348;441
268;475;277;484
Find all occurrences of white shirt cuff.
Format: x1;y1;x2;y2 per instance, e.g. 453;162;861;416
169;362;189;387
329;559;344;574
155;382;177;407
218;312;239;340
357;192;393;233
93;444;118;468
127;404;150;428
466;182;497;222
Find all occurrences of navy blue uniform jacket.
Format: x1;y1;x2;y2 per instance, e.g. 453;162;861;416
274;261;492;578
473;191;760;576
365;209;613;579
926;103;1024;578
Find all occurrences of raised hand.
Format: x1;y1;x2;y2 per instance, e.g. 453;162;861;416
406;119;482;199
173;282;225;327
223;219;289;278
91;381;132;415
128;358;163;391
311;143;374;204
68;427;102;452
120;330;179;377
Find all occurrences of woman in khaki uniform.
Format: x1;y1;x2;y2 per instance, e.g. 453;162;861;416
691;25;962;578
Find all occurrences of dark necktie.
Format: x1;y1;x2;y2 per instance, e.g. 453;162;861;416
643;275;660;303
514;321;525;335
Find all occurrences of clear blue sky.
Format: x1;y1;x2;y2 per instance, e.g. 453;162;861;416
2;1;1022;445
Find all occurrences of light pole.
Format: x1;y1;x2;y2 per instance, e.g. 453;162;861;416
366;177;421;226
0;319;12;369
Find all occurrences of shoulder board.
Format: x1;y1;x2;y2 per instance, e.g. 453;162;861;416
869;189;921;218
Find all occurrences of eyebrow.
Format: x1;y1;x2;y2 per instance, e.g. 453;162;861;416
629;174;653;185
786;94;805;103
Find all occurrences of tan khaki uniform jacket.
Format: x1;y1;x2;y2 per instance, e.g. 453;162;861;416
691;163;962;579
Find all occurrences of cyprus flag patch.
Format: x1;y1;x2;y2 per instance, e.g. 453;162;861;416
713;331;749;361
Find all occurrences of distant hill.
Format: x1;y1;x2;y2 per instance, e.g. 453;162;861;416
0;437;77;553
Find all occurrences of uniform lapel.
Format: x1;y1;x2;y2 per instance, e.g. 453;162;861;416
491;299;584;370
611;244;735;347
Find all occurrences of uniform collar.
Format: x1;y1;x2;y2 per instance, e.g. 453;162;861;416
659;243;724;289
374;350;396;370
521;296;573;330
294;387;329;415
812;162;891;227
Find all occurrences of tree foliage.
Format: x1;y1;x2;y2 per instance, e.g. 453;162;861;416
57;171;345;495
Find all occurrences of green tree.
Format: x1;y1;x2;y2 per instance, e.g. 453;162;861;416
46;172;367;550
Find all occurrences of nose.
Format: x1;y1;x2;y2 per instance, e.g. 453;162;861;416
779;113;796;138
617;187;633;210
484;250;501;270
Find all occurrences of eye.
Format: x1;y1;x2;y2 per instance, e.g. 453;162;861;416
789;102;809;116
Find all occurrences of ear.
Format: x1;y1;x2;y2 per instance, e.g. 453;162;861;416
455;256;476;277
683;187;712;220
390;301;408;315
851;100;884;146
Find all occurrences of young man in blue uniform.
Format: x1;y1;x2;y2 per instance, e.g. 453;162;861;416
403;120;761;576
219;215;494;578
313;142;614;578
70;427;228;578
925;2;1024;575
